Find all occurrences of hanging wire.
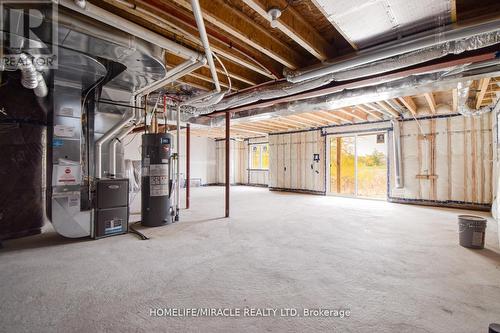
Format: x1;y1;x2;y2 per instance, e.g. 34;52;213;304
213;51;232;92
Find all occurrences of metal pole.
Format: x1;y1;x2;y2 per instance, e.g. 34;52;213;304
225;111;230;218
175;104;181;221
186;123;191;209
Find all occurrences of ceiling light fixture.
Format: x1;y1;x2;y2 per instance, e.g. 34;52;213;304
267;7;281;28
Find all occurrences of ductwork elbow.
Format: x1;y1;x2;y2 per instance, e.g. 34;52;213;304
34;72;48;97
18;53;39;89
17;53;48;97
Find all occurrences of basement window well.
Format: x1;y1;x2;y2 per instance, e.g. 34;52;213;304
328;133;388;199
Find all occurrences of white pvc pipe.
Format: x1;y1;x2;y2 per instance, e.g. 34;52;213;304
108;96;139;177
392;119;403;189
96;109;135;178
61;0;203;61
108;59;206;176
190;0;220;92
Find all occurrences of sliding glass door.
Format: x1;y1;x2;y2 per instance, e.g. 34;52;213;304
330;136;356;196
329;133;387;199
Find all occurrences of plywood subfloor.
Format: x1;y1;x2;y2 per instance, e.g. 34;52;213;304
1;187;500;332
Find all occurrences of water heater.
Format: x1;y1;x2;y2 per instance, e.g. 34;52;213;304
141;133;173;227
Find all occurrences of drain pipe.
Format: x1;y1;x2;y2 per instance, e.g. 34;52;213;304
108;58;206;176
96;109;135;178
392;119;403;189
190;0;220;93
108;96;140;177
286;19;500;83
61;0;203;61
180;0;226;108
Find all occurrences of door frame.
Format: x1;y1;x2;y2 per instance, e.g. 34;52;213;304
326;131;389;199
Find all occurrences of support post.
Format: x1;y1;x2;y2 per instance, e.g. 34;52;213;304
175;104;181;221
225;112;230;218
186;123;191;209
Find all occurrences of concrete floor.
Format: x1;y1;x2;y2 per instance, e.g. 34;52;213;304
1;186;500;332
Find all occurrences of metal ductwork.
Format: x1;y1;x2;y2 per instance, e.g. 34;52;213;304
11;53;49;98
41;1;210;238
59;0;203;61
108;58;206;177
196;58;500;127
192;19;500;116
285;19;500;83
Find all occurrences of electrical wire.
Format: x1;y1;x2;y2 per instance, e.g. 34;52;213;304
213;51;232;92
123;132;138;146
128;221;149;240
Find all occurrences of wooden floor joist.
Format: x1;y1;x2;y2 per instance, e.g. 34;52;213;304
475;77;491;108
170;0;306;69
424;93;436;114
242;0;333;61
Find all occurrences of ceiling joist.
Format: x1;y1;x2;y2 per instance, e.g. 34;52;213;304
242;0;333;61
171;0;306;69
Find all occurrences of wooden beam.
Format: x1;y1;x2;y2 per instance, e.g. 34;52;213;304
276;117;310;128
264;119;299;129
309;0;358;51
171;0;305;69
375;101;400;117
177;75;212;91
325;110;353;123
398;96;418;117
233;122;277;132
288;114;323;127
104;0;277;80
340;108;367;121
424;93;436;114
258;120;295;130
316;111;340;125
230;126;267;136
166;53;242;90
242;0;333;61
356;104;383;120
475;77;491;109
297;113;330;126
363;103;392;118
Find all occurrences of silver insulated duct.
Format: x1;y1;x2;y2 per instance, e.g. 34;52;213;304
17;53;48;98
192;19;500;116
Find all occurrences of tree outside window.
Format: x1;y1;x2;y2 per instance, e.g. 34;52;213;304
250;143;269;170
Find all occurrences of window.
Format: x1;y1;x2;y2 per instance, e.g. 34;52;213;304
249;143;269;170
